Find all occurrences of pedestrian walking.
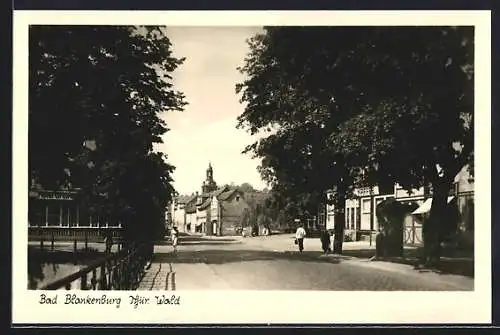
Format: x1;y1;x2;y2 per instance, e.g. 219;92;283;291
320;229;331;254
171;226;179;253
295;224;306;252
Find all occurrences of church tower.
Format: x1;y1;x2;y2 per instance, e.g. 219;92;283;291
201;162;217;194
207;162;213;180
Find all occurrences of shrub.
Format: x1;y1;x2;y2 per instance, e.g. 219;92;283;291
376;199;417;257
344;234;353;242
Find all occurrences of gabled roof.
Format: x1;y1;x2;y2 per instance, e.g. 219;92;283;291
218;189;239;201
196;186;260;210
200;186;228;199
176;195;190;204
185;203;197;214
186;195;197;204
213;187;228;197
198;197;212;210
176;194;197;205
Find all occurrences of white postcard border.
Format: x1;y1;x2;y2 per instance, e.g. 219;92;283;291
12;10;491;324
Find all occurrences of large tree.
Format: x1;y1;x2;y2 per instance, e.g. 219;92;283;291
237;26;473;258
29;25;186;244
236;27;371;252
330;27;474;264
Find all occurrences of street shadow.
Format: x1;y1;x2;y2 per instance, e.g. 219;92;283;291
178;241;243;246
155;236;239;246
151;249;342;265
342;249;377;259
342;248;474;278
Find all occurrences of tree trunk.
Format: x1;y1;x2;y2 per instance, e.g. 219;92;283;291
333;191;346;254
423;178;451;266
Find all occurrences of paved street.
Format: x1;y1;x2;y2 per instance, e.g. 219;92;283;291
137;234;473;291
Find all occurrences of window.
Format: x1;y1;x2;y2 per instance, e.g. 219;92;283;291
362;199;371;213
236;195;240;202
344;208;349;229
355;208;360;230
345;208;349;228
350;208;355;230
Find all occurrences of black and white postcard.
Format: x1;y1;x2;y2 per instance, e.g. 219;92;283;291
12;10;491;324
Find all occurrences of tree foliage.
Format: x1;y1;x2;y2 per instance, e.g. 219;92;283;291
236;26;473;259
29;25;186;243
329;27;474;264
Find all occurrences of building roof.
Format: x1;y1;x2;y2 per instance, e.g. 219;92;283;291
200;186;228;199
175;195;190;204
198;197;212;210
218;189;239;201
176;194;197;205
185;203;197;214
196;186;242;210
194;187;270;212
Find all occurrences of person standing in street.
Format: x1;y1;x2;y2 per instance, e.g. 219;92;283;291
104;230;113;254
171;226;179;253
320;229;331;255
295;224;306;252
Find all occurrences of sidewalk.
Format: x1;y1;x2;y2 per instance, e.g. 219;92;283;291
236;233;474;279
141;233;473;290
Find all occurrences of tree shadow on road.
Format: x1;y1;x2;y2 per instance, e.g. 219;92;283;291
180;241;243;246
156;236;239;245
157;241;242;247
342;248;474;278
151;249;342;265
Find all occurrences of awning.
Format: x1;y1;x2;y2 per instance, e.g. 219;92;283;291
411;196;455;215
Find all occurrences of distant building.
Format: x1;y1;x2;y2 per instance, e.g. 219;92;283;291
29;186;81;227
169;194;197;230
169;163;266;236
28;183;118;228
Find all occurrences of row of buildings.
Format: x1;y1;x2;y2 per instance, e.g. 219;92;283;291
169;163;474;245
28;161;474;246
168;163;268;236
27;163;268;238
323;165;474;245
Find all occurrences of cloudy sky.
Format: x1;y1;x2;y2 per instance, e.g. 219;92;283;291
154;26;267;195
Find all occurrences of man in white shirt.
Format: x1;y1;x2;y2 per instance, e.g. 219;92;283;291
295;224;307;252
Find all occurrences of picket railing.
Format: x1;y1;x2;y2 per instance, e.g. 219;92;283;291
28;225;123;240
41;244;150;290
